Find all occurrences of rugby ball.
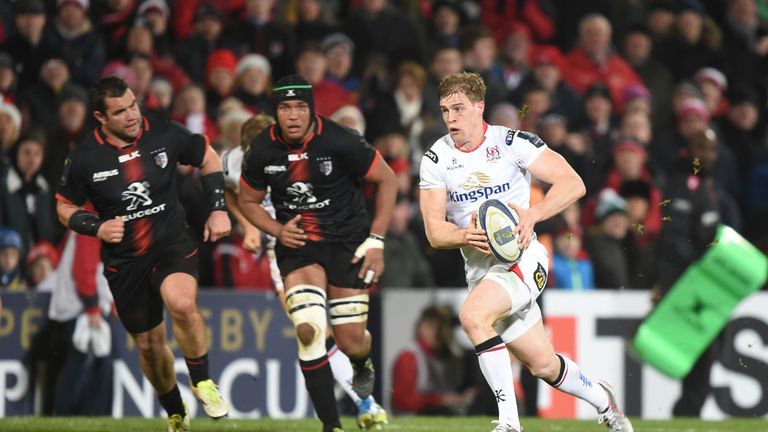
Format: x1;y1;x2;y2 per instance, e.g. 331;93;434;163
477;199;523;264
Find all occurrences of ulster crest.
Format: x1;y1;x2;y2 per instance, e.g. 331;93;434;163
154;151;168;168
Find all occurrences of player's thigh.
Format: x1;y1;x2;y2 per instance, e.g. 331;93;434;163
506;318;556;371
462;277;515;326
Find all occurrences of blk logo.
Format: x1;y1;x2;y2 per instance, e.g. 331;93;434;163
118;150;141;163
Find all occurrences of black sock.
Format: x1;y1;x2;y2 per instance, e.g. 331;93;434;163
185;353;209;385
325;335;336;351
350;353;370;370
300;355;341;429
158;384;185;417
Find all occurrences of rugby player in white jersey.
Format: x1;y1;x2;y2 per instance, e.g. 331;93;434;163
222;114;387;429
419;72;633;432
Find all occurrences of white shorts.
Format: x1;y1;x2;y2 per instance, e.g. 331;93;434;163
468;240;549;343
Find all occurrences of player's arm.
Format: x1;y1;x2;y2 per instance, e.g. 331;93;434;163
56;199;124;244
198;144;231;241
239;183;306;248
510;148;586;248
420;188;489;253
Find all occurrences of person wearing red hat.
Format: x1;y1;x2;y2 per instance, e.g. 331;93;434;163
25;240;59;290
204;48;237;116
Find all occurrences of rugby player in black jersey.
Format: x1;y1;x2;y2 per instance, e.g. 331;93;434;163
55;77;230;432
239;75;397;432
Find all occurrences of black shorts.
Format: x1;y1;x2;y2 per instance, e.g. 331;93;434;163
104;233;199;334
275;237;366;288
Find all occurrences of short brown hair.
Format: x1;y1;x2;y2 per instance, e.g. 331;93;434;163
438;71;486;104
240;114;275;151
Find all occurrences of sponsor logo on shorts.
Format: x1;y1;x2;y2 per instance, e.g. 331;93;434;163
533;263;547;290
93;169;118;182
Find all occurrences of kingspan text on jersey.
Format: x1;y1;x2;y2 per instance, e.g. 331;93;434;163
448;183;511;203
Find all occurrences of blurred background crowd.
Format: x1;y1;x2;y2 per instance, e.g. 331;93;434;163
0;0;766;295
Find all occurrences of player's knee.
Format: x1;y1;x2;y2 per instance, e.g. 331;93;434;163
296;322;316;345
166;296;197;320
459;306;487;335
285;284;328;360
333;330;364;354
528;356;560;382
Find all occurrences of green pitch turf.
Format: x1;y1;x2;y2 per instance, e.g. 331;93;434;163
0;416;765;432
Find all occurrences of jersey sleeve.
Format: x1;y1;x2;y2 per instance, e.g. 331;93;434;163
505;130;548;168
418;147;445;190
221;148;243;191
171;121;207;167
240;140;267;190
56;154;87;206
342;134;378;178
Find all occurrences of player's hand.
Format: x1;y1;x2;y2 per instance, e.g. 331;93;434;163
242;224;262;253
204;210;231;242
86;309;103;328
352;237;384;285
278;215;306;248
508;203;540;250
465;211;490;254
97;217;125;244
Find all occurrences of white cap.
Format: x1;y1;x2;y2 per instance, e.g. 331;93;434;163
694;67;727;91
57;0;89;10
138;0;169;18
236;54;271;77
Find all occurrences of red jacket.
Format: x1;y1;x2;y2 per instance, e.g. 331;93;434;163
562;48;643;113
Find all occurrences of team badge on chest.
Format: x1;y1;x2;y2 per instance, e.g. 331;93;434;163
154;151;168;169
319;160;333;176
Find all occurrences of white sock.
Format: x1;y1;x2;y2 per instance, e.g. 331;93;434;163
327;340;362;404
475;335;520;428
548;354;609;412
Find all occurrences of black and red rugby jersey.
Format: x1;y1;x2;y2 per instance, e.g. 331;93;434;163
240;116;380;242
56;117;207;263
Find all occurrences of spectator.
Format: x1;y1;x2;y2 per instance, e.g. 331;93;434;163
619;180;658;288
172;83;219;142
0;227;25;291
720;0;768;111
1;132;57;252
552;226;595;290
343;0;424;76
294;0;336;48
489;102;521;130
124;24;189;91
18;57;74;132
480;0;555;43
392;305;478;415
622;84;652;117
517;84;551;132
421;47;463;144
562;14;642;113
47;229;115;415
215;107;250;152
693;67;728;119
425;1;463;55
322;33;359;95
127;53;164;117
0;102;22;158
514;44;582;121
204;48;237;118
0;53;19;103
42;84;88;190
222;0;296;78
96;0;138;59
458;24;507;113
295;42;353;117
622;24;674;121
233;54;272;115
0;0;59;90
378;195;435;289
536;112;589;176
45;0;105;88
329;104;366;136
573;83;616;196
495;23;532;92
137;0;173;57
175;3;225;84
149;77;174;118
645;0;677;45
583;189;631;289
654;1;722;84
25;240;58;291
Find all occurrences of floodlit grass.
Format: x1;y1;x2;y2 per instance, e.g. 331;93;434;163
0;416;765;432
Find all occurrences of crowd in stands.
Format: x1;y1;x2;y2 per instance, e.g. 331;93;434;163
1;0;767;292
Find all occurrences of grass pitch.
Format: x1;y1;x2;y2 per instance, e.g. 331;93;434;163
0;416;765;432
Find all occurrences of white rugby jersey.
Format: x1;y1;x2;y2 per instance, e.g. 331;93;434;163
222;146;275;217
419;124;547;283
